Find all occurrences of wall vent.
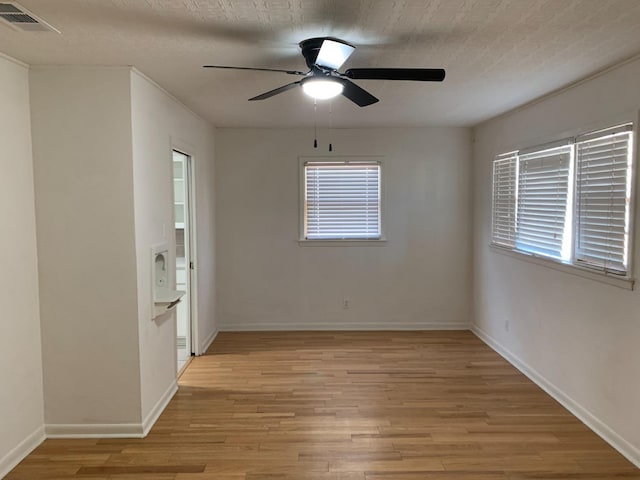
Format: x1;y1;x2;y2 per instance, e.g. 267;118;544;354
0;2;59;32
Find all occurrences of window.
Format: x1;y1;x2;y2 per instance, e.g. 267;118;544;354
575;125;634;273
516;143;572;259
491;123;634;278
491;153;517;247
302;159;382;240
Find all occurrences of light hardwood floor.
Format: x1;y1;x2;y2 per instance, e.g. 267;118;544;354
7;331;640;479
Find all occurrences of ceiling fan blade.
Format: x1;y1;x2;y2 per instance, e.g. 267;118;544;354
248;81;301;101
315;39;356;70
203;65;306;76
344;68;446;82
337;78;379;107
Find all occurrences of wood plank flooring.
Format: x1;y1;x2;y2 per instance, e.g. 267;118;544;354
7;331;640;479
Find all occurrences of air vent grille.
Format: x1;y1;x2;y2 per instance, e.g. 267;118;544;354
0;3;20;13
0;2;59;32
1;13;37;23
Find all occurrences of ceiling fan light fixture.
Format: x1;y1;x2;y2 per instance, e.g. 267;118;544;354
302;78;343;100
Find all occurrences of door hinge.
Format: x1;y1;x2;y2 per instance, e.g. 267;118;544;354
189;261;195;270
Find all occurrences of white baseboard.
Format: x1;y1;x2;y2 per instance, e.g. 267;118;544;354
142;380;178;436
200;328;218;354
0;425;45;478
45;422;145;438
220;322;471;332
472;324;640;469
46;382;178;440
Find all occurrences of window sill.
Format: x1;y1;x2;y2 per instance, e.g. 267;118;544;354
299;238;387;247
489;244;635;290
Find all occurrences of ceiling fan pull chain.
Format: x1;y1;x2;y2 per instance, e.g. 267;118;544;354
313;100;318;148
329;101;333;152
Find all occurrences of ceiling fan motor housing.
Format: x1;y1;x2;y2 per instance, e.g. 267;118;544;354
300;37;355;71
299;37;326;69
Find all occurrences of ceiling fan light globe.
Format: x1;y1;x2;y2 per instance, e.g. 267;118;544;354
302;79;344;100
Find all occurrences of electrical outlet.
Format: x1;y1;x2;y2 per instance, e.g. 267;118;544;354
342;298;350;309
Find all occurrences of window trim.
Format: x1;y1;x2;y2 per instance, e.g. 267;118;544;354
490;243;634;290
298;156;386;245
489;116;638;289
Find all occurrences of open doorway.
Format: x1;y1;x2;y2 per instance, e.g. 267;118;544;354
173;150;194;373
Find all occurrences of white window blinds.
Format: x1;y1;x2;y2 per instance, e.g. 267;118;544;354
575;124;633;274
304;161;381;240
491;153;517;247
516;145;571;258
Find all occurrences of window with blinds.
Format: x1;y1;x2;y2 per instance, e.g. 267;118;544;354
516;144;571;259
490;122;635;280
491;153;517;247
575;124;633;274
304;160;381;240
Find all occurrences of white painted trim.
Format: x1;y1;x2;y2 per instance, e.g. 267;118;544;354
298;155;387;242
0;51;29;68
200;328;218;354
472;325;640;469
43;382;178;439
178;356;194;378
30;65;132;73
220;322;471;332
45;423;144;439
490;244;635;290
170;140;200;356
0;425;45;478
298;239;387;247
142;380;178;436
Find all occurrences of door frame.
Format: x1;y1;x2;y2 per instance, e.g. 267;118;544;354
171;138;199;356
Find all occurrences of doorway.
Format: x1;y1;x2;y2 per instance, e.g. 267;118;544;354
173;150;194;373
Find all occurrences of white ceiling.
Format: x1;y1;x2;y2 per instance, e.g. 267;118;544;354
2;0;640;128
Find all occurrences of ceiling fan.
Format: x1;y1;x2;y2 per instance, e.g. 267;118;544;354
203;37;446;107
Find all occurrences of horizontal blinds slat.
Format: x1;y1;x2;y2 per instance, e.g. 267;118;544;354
516;146;570;258
575;129;632;273
305;162;381;240
491;124;633;274
492;153;517;247
576;123;632;143
519;139;572;157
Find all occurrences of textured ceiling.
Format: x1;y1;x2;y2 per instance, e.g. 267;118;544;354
2;0;640;127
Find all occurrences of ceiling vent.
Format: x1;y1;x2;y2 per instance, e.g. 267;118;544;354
0;2;59;32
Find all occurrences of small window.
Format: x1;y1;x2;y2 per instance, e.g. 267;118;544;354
491;123;635;279
303;159;381;240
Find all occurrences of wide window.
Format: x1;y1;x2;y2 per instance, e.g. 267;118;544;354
303;159;381;240
491;123;634;277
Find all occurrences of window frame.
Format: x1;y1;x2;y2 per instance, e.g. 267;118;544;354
515;142;573;259
490;118;637;289
298;156;387;246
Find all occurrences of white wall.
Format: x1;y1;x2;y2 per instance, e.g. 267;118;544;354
30;67;143;429
0;54;45;477
215;128;472;330
130;71;217;421
472;57;640;465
